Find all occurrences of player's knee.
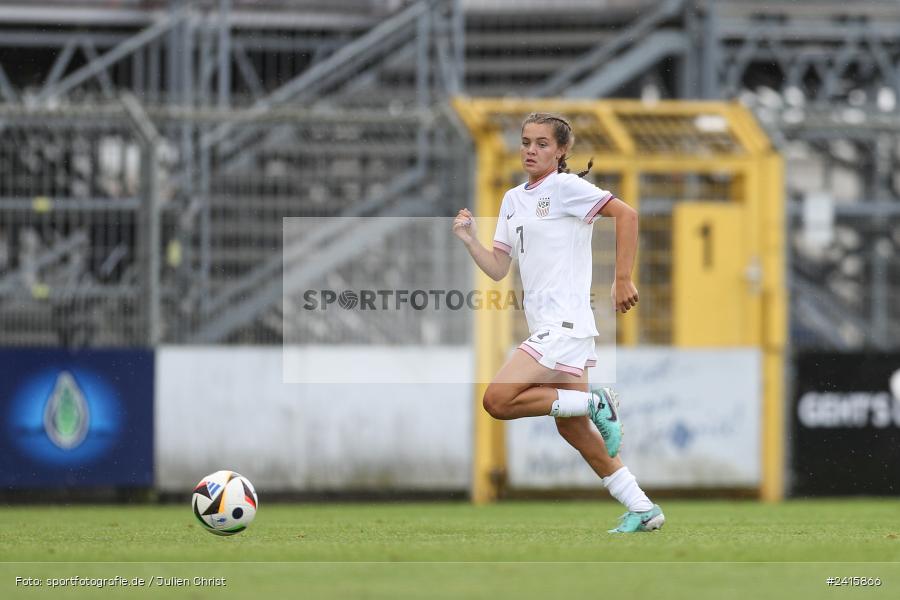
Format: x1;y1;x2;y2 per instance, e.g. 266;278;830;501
482;385;512;420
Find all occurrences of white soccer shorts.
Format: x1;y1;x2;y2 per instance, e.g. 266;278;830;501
518;328;597;377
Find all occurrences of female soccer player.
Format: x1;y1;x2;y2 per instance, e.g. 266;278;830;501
452;113;664;533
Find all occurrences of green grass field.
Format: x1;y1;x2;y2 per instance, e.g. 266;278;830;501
2;499;898;599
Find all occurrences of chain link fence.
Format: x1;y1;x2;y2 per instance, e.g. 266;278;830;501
0;106;150;346
0;101;470;347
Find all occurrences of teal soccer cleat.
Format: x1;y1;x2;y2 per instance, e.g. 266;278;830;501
588;387;623;458
608;504;666;534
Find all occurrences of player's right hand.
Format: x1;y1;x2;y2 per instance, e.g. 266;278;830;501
452;208;476;243
612;278;639;313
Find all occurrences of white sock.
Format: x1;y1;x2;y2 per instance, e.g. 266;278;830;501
549;389;592;417
602;466;653;513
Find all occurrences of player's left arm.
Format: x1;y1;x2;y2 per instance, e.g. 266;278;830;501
598;198;639;313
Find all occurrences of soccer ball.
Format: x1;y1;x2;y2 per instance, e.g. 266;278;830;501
191;470;258;536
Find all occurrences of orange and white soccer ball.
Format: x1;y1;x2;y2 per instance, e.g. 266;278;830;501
191;470;258;536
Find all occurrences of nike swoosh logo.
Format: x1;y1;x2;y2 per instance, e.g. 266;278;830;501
605;392;618;422
506;212;515;220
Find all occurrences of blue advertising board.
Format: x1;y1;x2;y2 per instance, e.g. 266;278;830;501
0;348;154;488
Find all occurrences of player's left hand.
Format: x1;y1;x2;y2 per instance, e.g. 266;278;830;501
612;279;639;313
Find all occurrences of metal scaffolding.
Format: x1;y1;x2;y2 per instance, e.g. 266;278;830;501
0;0;898;349
0;0;468;346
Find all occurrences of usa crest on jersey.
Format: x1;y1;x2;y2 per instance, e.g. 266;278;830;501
536;197;551;217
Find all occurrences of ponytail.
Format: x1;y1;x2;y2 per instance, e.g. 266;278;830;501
576;157;594;178
557;155;593;178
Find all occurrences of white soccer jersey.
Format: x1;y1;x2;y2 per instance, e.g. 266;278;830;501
492;171;614;338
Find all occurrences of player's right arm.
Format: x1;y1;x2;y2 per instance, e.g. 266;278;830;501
452;207;512;281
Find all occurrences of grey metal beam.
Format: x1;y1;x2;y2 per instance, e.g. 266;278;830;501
192;194;433;343
203;167;424;316
179;11;196;229
167;1;182;105
792;291;858;350
679;2;700;98
199;142;212;316
431;7;451;96
0;284;139;301
701;0;720;99
35;7;187;103
228;33;345;53
217;11;376;31
0;197;141;211
717;20;900;41
0;16;333;54
0;231;88;295
774;111;900;135
534;0;684;97
452;0;464;94
120;91;162;345
416;9;430;170
723;32;900;101
871;240;890;349
792;273;890;351
331;40;414;99
430;0;463;96
218;0;231;109
0;30;128;48
120;92;161;146
0;4;379;30
182;11;194;107
247;0;429;109
864;35;899;91
564;30;688;98
144;142;162;345
40;39;77;95
0;101;424;125
148;38;160;104
0;5;154;27
202;0;432;153
80;37;116;99
198;20;213;106
133;40;145;96
0;61;18;102
232;40;265;99
722;36;759;94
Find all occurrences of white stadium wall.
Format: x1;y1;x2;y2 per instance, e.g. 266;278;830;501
155;346;473;492
155;347;761;493
509;348;762;489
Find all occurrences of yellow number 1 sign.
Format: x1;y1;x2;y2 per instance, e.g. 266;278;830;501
673;203;749;346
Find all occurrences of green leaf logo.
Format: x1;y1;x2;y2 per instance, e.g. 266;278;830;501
43;371;90;450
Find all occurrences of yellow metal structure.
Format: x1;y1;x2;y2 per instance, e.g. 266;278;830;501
673;203;747;345
452;98;786;504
